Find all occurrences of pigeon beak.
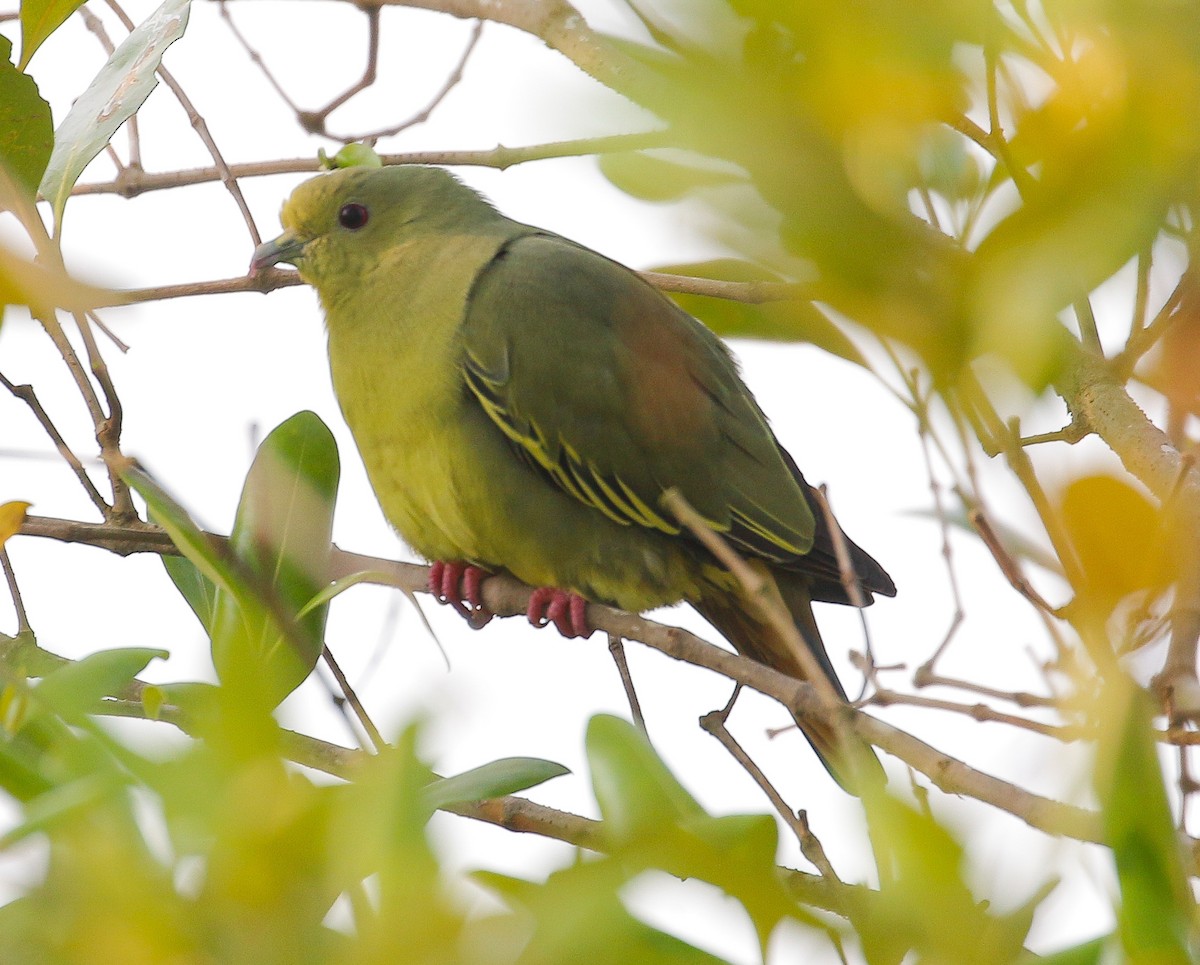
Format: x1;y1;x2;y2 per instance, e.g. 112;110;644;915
249;232;307;276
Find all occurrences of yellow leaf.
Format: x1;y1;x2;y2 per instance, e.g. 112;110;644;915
1058;475;1169;613
0;501;31;547
0;245;119;315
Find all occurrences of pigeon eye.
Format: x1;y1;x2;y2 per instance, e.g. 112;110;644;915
338;203;369;230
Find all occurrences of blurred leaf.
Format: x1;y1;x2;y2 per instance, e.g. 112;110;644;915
38;0;190;228
598;150;743;202
140;683;165;720
423;757;570;810
293;568;394;620
1028;936;1109;965
0;771;117;849
209;411;339;709
333;725;471;958
1094;684;1194;963
587;713;705;837
0;500;31;547
0;728;54;801
0;242;118;315
586;715;800;942
0;38;52;195
907;505;1063;575
477;861;735;965
199;763;342;962
34;646;166;721
656;259;867;365
1058;474;1171;615
860;793;1037;963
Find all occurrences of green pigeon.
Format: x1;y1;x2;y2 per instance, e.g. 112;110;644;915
251;165;895;793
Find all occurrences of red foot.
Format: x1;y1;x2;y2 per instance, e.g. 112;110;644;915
527;587;591;639
429;560;494;630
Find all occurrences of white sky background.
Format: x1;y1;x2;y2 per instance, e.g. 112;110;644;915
0;0;1135;959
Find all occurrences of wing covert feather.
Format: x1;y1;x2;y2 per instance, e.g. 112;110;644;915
459;233;817;561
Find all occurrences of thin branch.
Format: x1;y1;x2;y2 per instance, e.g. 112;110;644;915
660;487;842;707
34;313;107;433
320;644;384;752
869;688;1084;741
0;377;110;516
911;669;1057;709
343;20;483;143
74;313;135;520
700;698;843;885
104;0;261;243
302;7;381;131
607;634;646;735
1;550;30;634
967;508;1057;615
71;132;675;198
104;267;802;308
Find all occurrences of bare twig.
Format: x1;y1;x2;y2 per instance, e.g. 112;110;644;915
660;487;842;707
869;687;1084;741
967;508;1057;615
700;699;843;884
74;312;134;519
0;377;110;516
346;20;484;143
301;7;381;132
320;644;384;752
71;132;675;198
911;669;1057;709
607;634;646;735
908;386;965;676
1;550;30;634
104;0;261;244
104;267;802;309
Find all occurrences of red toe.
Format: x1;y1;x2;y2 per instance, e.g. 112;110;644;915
527;587;591;639
429;560;493;629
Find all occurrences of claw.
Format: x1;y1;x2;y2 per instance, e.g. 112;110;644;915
527;587;591;639
428;560;494;629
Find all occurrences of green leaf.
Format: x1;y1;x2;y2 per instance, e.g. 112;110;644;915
121;464;249;608
477;861;737;965
423;757;570;810
587;714;705;837
653;259;867;365
585;716;799;943
0;37;52;196
122;461;300;732
38;0;190;228
598;151;743;203
34;647;167;720
209;411;339;708
18;0;88;69
161;551;219;634
0;772;118;849
1094;684;1193;964
1026;936;1109;965
859;794;1037;964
